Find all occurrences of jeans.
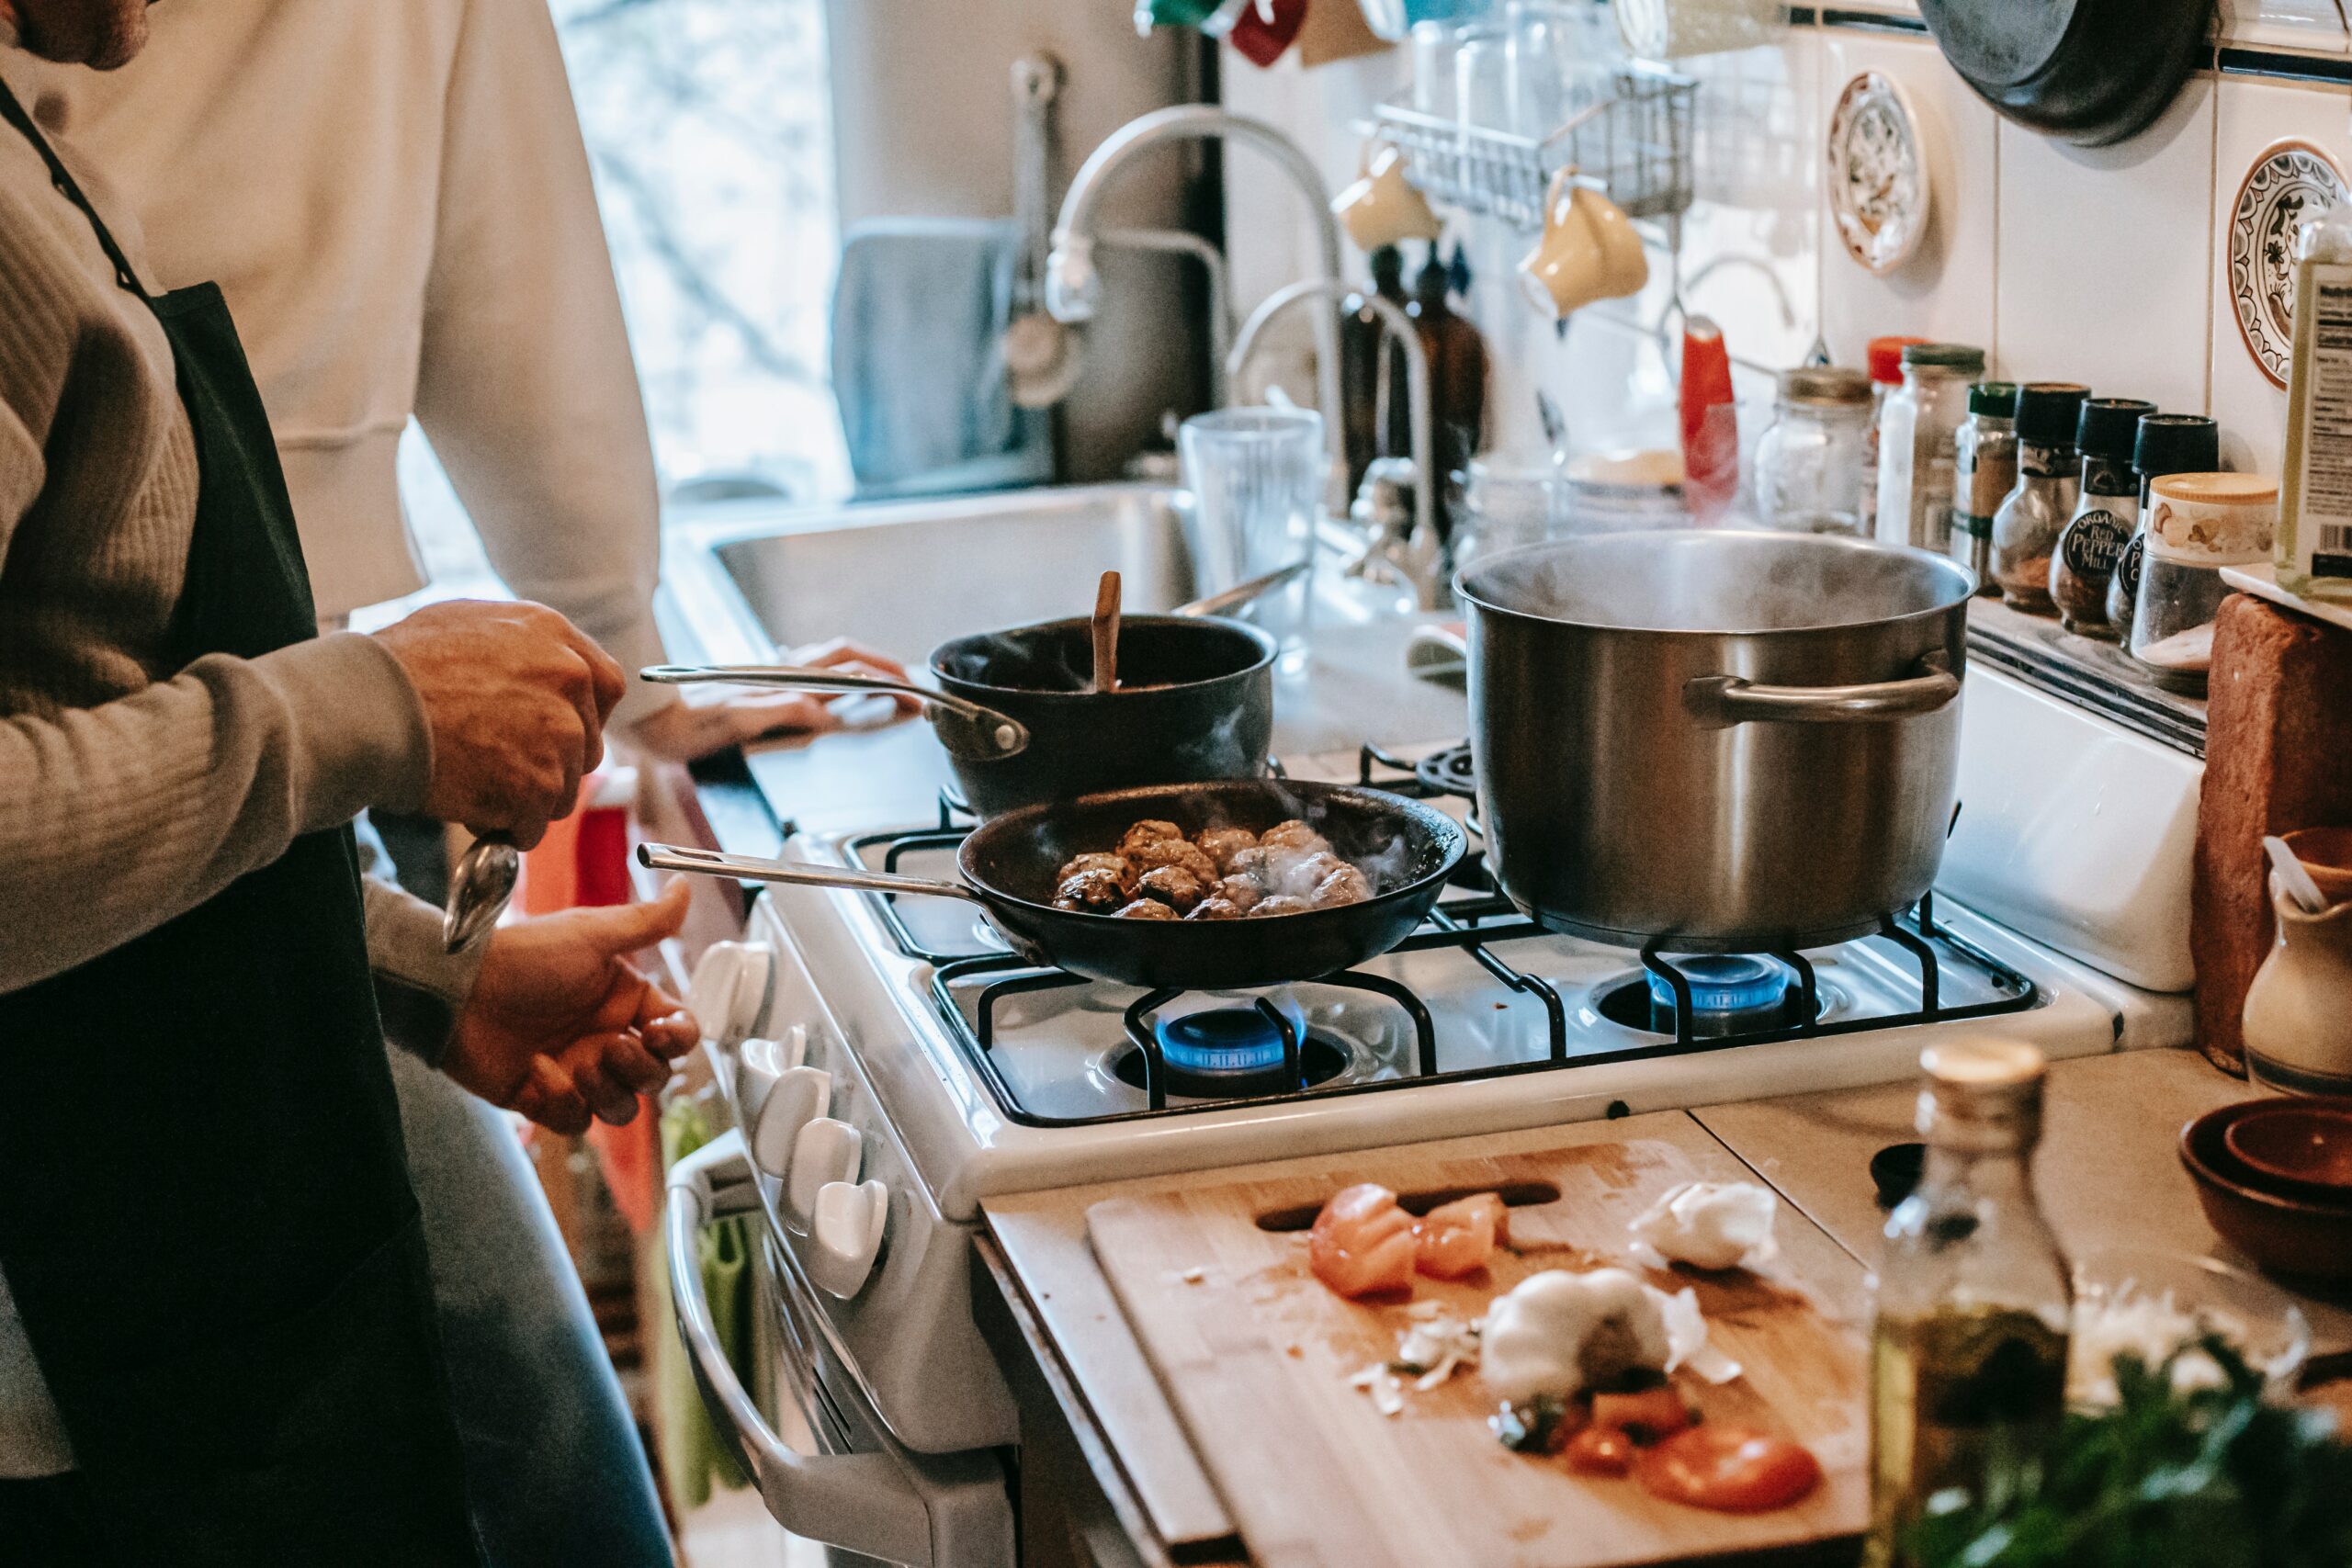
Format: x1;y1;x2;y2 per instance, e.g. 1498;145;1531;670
390;1048;675;1568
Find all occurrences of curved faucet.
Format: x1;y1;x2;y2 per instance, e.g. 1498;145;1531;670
1231;278;1439;604
1046;106;1348;507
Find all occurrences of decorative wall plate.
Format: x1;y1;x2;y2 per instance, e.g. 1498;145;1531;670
1826;71;1929;275
2230;138;2348;389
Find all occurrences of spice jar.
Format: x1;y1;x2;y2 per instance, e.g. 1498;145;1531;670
1875;343;1985;551
1753;367;1873;535
1860;335;1928;537
2108;413;2219;646
2049;397;2154;637
1950;381;2017;592
1989;383;2089;613
2131;472;2277;693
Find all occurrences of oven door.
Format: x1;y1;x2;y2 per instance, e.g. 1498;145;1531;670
668;1132;1013;1567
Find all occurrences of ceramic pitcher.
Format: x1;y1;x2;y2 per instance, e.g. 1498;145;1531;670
2244;874;2352;1096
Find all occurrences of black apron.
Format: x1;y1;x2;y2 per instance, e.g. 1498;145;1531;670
0;83;480;1566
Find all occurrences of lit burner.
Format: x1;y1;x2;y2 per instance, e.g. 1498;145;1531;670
1154;993;1309;1077
1645;953;1793;1021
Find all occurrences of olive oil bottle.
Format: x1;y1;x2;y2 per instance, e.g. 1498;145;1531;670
1864;1040;2070;1568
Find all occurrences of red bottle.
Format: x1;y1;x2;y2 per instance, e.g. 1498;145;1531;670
1679;316;1738;520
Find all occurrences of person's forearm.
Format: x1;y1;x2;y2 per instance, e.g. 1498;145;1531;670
0;634;429;992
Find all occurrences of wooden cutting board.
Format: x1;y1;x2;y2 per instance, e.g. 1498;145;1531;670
1087;1138;1870;1568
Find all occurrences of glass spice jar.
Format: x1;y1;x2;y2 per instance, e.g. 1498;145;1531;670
2049;397;2154;637
1754;366;1874;536
1860;335;1929;538
2131;472;2278;694
1949;382;2017;592
2108;413;2219;646
1875;343;1986;551
1989;383;2089;613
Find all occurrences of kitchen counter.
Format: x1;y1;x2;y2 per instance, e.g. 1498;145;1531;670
975;1047;2351;1568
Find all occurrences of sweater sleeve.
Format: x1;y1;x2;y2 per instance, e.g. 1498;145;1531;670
0;630;434;993
411;0;674;730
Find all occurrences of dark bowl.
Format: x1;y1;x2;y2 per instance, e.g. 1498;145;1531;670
2224;1100;2352;1201
2181;1101;2352;1282
931;615;1277;818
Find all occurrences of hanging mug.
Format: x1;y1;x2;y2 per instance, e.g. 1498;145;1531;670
1574;182;1650;299
1332;142;1445;251
1519;168;1643;318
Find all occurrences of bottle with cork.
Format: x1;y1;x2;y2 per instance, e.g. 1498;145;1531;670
2049;397;2154;637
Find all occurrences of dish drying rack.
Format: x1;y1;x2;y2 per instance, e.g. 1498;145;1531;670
1369;62;1697;230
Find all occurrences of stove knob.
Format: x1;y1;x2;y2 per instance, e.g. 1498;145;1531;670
684;940;773;1047
786;1117;863;1230
736;1026;808;1120
748;1065;831;1181
808;1179;889;1299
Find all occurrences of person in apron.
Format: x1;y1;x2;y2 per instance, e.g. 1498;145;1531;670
0;13;680;1556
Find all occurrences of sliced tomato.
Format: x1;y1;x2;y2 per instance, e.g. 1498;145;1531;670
1564;1423;1637;1477
1307;1183;1417;1299
1634;1426;1824;1514
1589;1386;1693;1442
1413;1192;1507;1280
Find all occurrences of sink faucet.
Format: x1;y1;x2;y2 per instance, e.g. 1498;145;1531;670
1231;278;1443;611
1046;106;1348;510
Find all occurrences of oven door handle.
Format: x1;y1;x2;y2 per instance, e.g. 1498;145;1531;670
668;1131;937;1566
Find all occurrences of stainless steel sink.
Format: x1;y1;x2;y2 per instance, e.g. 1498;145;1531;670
660;483;1200;667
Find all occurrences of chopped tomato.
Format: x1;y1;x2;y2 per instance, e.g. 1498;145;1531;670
1307;1183;1417;1299
1589;1387;1693;1442
1564;1423;1637;1476
1413;1192;1508;1280
1634;1426;1824;1513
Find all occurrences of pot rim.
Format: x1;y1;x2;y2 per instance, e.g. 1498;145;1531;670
931;613;1278;700
1454;529;1978;638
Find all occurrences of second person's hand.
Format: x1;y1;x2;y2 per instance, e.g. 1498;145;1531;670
625;636;922;763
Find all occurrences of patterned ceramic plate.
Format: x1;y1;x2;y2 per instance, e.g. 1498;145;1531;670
2231;139;2349;389
1826;70;1928;275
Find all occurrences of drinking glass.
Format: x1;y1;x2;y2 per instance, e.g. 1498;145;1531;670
1179;408;1325;668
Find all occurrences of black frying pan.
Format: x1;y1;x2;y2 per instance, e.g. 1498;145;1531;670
1917;0;2212;148
639;780;1467;989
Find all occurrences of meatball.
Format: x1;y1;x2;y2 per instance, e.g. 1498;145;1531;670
1216;874;1264;913
1250;895;1312;919
1260;819;1331;854
1056;852;1134;890
1136;864;1208;914
1127;839;1218;885
1194;827;1261;874
1309;864;1374;908
1223;846;1274;888
1114;898;1180;920
1277;850;1351;898
1117;820;1185;857
1054;867;1129;913
1186;897;1246;921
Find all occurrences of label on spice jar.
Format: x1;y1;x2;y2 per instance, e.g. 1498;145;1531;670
2114;531;2145;601
2290;265;2352;584
2059;510;2131;577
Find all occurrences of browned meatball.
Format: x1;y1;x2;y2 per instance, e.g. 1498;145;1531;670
1136;864;1207;914
1250;895;1312;919
1309;864;1374;908
1117;820;1185;857
1054;867;1129;913
1185;897;1246;921
1216;874;1264;913
1114;898;1180;920
1275;850;1350;897
1260;819;1330;854
1056;852;1134;890
1194;827;1261;873
1127;839;1218;885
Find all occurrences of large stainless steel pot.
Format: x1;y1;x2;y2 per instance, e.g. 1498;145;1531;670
1458;530;1973;952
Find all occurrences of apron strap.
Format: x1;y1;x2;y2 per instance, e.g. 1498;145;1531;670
0;76;143;296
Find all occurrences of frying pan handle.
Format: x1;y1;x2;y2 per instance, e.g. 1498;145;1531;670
639;665;1028;760
637;843;984;904
1683;654;1960;729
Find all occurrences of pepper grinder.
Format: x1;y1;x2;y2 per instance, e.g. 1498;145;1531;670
2051;397;2154;637
1989;382;2089;614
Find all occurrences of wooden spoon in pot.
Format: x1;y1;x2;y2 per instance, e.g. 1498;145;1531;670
1091;570;1121;693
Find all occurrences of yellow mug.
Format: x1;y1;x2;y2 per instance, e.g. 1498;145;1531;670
1331;142;1444;252
1518;168;1646;318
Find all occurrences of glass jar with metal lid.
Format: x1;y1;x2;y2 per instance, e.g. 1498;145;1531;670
1876;343;1987;552
1754;366;1873;536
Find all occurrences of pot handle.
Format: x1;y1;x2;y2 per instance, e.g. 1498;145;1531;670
638;842;987;904
1684;654;1960;729
640;665;1028;761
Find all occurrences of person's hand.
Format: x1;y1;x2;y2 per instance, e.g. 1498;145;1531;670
440;878;699;1134
374;600;625;848
625;637;922;763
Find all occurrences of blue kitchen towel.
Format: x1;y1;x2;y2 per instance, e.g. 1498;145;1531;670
831;217;1054;496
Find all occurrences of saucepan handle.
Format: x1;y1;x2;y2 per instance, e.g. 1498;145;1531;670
640;665;1028;761
638;843;985;904
1683;654;1960;729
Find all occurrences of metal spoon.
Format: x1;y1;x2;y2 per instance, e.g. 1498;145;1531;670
1170;559;1310;619
443;831;520;953
2265;835;2331;915
639;665;1028;761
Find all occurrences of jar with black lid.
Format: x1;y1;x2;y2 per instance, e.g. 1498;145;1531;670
2108;413;2220;646
1989;383;2090;613
1949;381;2017;592
2050;397;2154;637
